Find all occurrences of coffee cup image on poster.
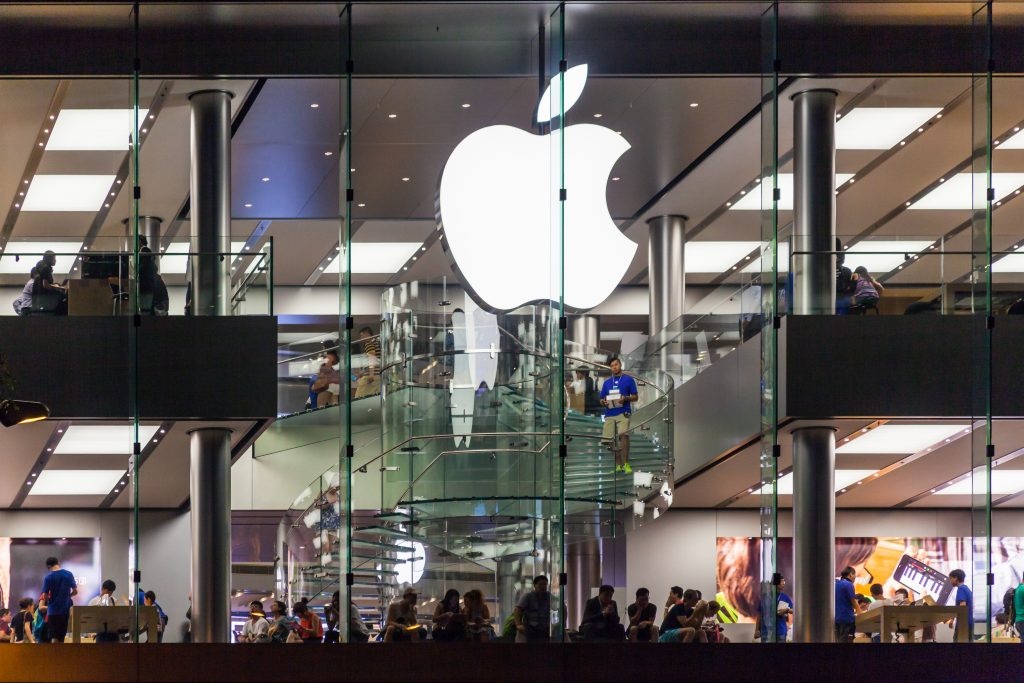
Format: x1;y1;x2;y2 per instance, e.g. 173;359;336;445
715;536;1024;625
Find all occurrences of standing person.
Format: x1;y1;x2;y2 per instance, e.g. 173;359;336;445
579;585;625;642
1012;573;1024;643
355;326;381;398
947;569;974;642
599;357;639;474
10;598;36;643
626;587;659;642
513;576;551;643
88;580;119;606
835;238;855;314
40;557;76;643
760;576;793;642
834;566;859;643
142;591;168;643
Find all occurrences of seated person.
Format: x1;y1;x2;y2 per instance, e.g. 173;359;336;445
238;601;270;643
349;601;371;643
12;267;38;315
311;348;341;406
659;589;709;643
663;586;684;619
431;589;466;642
462;589;494;642
627;587;659;642
33;257;67;314
851;266;883;308
383;587;424;642
580;585;625;642
702;602;730;643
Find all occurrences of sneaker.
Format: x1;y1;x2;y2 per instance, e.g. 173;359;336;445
622;462;633;474
614;465;623;473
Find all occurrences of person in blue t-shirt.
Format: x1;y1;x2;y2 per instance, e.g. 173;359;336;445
834;566;859;643
41;556;77;643
760;575;793;642
948;569;974;642
599;357;639;474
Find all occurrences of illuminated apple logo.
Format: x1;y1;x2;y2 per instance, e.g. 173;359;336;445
438;64;637;312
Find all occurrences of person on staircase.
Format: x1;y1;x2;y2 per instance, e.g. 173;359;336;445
600;357;639;474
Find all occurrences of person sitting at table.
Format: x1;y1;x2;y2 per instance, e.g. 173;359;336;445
33;253;67;315
12;266;38;315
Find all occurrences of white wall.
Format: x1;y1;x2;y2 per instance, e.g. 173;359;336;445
625;508;1024;607
138;510;191;643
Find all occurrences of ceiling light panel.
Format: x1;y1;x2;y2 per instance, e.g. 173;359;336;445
758;469;875;495
0;241;81;274
684;242;760;273
909;173;1024;210
22;175;116;212
323;242;422;274
842;240;934;274
29;470;125;496
835;108;942;149
997;128;1024;149
933;470;1024;496
46;109;150;151
161;241;247;274
836;423;969;454
53;425;160;455
729;174;854;210
992;253;1024;273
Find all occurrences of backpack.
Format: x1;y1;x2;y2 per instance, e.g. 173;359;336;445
501;613;517;639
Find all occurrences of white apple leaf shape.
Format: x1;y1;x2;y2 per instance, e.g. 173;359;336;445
536;63;588;124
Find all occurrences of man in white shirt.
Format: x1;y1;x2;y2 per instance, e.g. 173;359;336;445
88;579;120;606
12;268;38;315
238;601;270;643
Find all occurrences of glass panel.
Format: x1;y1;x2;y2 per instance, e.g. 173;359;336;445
758;0;781;643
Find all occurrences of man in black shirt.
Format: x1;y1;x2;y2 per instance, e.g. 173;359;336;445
836;238;855;314
627;587;659;642
579;585;625;641
658;589;709;643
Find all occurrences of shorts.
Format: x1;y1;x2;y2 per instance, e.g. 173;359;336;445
47;614;69;643
658;628;682;643
602;414;630;441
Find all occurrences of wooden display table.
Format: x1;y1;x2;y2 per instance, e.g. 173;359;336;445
855;604;969;643
70;605;160;643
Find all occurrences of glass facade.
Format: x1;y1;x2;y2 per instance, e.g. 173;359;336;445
0;0;1022;653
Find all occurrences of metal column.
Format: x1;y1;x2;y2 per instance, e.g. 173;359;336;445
140;215;162;256
568;315;600;357
565;538;601;632
189;89;234;316
791;427;836;643
791;89;838;315
189;428;233;643
646;215;686;335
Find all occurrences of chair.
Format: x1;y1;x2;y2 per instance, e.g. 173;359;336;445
24;290;64;315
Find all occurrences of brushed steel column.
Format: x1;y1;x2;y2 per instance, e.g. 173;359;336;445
568;315;601;357
140;215;162;259
566;538;601;632
791;89;838;315
189;428;232;643
646;215;686;335
791;426;836;643
189;89;234;316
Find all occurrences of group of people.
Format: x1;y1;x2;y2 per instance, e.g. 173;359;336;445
306;327;381;409
11;244;169;316
237;592;372;644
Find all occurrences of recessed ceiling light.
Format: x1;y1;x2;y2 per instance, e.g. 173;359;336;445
612;177;620;182
387;113;397;119
461;103;471;109
324;151;333;156
401;177;410;182
593;113;603;119
357;203;365;208
836;424;968;454
310;103;320;108
46;109;149;151
684;242;760;273
689;103;699;108
244;203;253;208
909;173;1024;210
29;470;126;496
729;174;854;210
934;470;1024;495
261;177;270;182
756;470;875;495
323;242;421;274
0;241;81;274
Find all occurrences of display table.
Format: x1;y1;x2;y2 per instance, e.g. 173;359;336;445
70;605;160;643
855;604;969;643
